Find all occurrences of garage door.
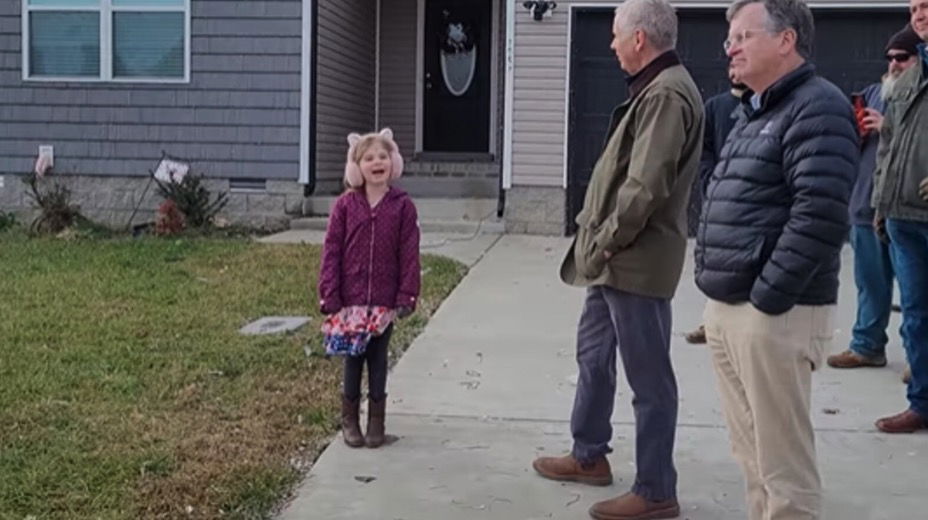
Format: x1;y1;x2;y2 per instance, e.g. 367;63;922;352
566;7;909;235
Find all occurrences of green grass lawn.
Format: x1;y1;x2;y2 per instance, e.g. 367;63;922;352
0;230;466;519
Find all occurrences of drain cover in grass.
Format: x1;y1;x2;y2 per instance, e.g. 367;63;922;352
240;316;310;335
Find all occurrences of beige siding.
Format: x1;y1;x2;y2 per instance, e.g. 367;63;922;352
315;0;376;185
378;0;418;155
511;3;570;187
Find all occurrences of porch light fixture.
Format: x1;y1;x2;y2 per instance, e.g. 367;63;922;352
523;1;557;21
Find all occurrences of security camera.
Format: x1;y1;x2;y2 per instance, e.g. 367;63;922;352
523;1;556;22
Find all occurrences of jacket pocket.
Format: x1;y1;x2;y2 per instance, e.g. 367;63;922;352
898;145;928;209
574;228;607;279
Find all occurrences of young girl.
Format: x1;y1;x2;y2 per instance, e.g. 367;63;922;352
318;128;420;448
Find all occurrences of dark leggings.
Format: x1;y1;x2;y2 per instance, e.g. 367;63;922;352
343;325;392;402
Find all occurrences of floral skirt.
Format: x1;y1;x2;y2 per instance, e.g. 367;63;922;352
321;306;395;357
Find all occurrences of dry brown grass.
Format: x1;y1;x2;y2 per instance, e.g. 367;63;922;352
0;232;465;519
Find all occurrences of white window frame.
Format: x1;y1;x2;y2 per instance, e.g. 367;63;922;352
22;0;191;83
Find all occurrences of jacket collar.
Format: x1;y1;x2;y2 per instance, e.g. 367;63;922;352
742;62;815;117
626;50;681;99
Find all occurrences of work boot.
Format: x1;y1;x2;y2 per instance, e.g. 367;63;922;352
589;492;680;520
341;395;364;448
875;409;928;434
532;453;612;486
826;350;887;369
365;397;387;448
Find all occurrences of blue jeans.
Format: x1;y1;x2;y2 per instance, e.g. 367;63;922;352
887;219;928;418
570;286;678;501
849;225;894;358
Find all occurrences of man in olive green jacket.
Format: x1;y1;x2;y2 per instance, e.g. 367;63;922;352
870;4;928;434
531;1;704;518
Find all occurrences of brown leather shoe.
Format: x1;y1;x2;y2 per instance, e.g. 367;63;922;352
902;365;912;384
684;325;706;344
826;350;887;369
875;409;928;434
341;395;364;448
532;454;612;486
589;492;680;520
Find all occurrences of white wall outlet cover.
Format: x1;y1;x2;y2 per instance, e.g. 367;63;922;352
38;145;54;167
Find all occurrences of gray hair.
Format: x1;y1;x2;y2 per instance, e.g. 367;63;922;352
614;0;678;52
727;0;814;59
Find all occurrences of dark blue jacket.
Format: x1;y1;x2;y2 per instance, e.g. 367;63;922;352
695;63;859;315
849;83;884;226
699;90;741;197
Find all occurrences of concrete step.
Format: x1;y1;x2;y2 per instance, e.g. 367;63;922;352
303;196;499;222
289;216;505;235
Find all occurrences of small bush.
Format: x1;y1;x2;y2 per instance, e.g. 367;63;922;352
154;173;228;229
0;211;16;231
22;172;82;234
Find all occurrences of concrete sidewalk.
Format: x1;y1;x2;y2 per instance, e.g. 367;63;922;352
277;235;923;520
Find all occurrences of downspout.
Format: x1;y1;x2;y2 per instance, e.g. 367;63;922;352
303;0;319;197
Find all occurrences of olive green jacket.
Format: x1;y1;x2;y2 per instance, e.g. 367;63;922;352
872;57;928;222
560;63;704;299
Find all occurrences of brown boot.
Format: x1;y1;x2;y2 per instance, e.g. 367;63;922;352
826;350;887;369
341;395;364;448
532;454;612;486
684;325;706;344
365;397;386;448
589;492;680;520
903;365;912;384
875;409;928;434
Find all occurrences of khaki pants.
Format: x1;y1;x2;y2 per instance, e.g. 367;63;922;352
704;300;833;520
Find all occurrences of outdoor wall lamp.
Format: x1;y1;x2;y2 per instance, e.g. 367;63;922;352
523;1;557;21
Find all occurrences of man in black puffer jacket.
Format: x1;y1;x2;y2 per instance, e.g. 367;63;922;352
696;1;858;519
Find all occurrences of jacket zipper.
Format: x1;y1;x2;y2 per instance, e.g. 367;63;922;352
367;209;375;306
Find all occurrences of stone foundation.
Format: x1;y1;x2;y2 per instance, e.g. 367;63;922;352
0;174;304;231
504;186;566;236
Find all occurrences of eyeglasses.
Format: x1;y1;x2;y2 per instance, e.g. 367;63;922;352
723;29;767;52
886;53;913;63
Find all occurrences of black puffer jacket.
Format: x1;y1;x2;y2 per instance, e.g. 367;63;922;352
695;64;858;315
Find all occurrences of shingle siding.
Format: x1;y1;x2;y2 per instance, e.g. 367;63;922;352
0;0;303;180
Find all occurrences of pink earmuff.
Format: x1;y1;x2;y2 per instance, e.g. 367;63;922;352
344;128;404;188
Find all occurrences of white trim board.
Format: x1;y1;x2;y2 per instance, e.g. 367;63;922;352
299;0;314;184
503;0;515;189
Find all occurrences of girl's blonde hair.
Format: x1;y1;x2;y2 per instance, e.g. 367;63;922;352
344;128;404;189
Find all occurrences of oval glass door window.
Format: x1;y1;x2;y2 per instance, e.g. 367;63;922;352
440;22;476;97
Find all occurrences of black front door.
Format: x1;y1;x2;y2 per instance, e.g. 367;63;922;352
424;0;491;153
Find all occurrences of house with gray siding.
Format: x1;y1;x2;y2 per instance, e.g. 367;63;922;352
0;0;358;229
0;1;912;234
